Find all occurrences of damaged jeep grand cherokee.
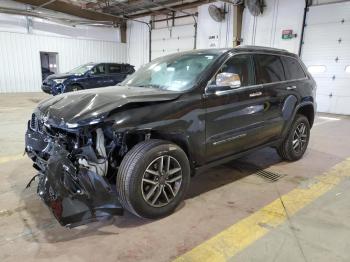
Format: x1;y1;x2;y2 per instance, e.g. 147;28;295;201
25;46;316;227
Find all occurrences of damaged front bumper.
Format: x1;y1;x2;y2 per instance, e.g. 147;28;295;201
25;124;123;228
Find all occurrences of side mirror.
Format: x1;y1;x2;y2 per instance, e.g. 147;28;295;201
216;72;241;88
206;73;241;94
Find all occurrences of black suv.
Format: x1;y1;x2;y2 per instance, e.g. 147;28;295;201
25;46;316;227
41;62;135;95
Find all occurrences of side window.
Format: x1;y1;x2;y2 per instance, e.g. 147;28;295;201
255;54;285;84
282;57;306;80
92;64;105;75
215;54;255;87
108;64;121;74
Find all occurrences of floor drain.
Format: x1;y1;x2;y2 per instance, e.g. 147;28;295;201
255;170;286;183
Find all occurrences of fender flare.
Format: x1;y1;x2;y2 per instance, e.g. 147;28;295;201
281;97;315;139
63;82;84;93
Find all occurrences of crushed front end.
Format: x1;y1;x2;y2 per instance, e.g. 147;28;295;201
25;112;124;227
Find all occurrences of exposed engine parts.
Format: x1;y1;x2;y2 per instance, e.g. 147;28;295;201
25;114;128;227
78;128;108;177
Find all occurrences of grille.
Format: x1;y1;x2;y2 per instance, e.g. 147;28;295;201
255;170;286;183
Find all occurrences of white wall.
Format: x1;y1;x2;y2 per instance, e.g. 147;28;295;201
126;16;150;70
241;0;305;54
0;0;127;92
197;2;234;49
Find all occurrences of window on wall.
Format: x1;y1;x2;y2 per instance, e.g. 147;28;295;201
281;57;306;80
307;65;326;74
345;66;350;73
254;54;285;84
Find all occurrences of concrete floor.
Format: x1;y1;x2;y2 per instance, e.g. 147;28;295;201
1;93;350;262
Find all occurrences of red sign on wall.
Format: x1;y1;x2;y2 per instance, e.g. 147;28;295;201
282;29;294;40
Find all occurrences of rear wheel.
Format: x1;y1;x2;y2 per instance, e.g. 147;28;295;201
277;114;310;161
116;139;190;218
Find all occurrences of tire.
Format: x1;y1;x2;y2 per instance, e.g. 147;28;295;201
65;84;82;93
116;139;190;219
277;114;310;161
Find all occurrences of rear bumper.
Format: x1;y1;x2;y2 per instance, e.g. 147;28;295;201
25;127;123;228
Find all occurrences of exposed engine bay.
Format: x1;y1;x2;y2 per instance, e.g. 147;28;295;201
25;112;126;227
24;85;182;226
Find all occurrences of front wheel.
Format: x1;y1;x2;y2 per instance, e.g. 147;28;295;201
277;114;310;161
116;139;190;219
65;84;82;93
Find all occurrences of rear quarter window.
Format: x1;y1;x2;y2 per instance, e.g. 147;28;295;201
108;64;121;74
282;57;306;80
254;54;285;84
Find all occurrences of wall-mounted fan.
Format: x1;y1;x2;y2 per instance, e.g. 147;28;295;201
208;5;225;22
246;0;264;16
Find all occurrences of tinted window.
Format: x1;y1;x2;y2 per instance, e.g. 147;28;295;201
255;54;285;84
92;64;105;75
216;54;255;87
282;57;306;80
108;64;121;74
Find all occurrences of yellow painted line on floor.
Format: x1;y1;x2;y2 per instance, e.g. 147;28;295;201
0;154;25;165
174;158;350;262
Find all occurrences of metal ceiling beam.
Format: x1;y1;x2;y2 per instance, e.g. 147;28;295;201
15;0;122;23
105;0;171;18
38;0;56;8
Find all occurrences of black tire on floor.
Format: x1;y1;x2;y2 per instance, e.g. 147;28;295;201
277;114;310;161
116;139;190;219
65;84;82;93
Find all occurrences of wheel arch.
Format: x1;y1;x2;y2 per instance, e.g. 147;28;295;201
296;103;315;127
64;82;84;92
121;130;194;170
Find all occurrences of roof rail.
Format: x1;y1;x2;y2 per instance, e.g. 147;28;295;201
235;45;289;52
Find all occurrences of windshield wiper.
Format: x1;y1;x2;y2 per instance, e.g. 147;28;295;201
136;84;163;89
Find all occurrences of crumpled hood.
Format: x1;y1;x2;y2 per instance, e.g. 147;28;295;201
46;73;75;80
37;85;181;128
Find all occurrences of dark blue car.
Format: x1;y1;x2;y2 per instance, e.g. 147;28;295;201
41;62;135;95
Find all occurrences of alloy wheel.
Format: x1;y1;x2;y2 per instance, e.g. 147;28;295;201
292;122;308;154
141;155;182;207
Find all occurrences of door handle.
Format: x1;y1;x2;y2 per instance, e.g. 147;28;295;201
249;91;262;97
286;86;297;90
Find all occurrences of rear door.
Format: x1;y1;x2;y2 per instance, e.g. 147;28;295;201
254;54;293;139
106;64;126;86
205;54;274;162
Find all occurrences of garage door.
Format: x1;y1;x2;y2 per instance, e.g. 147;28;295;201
301;2;350;114
151;16;196;60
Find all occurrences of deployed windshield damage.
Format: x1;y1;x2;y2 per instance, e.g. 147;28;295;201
122;52;220;91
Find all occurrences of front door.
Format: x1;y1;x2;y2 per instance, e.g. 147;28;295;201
88;64;107;88
205;54;273;162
